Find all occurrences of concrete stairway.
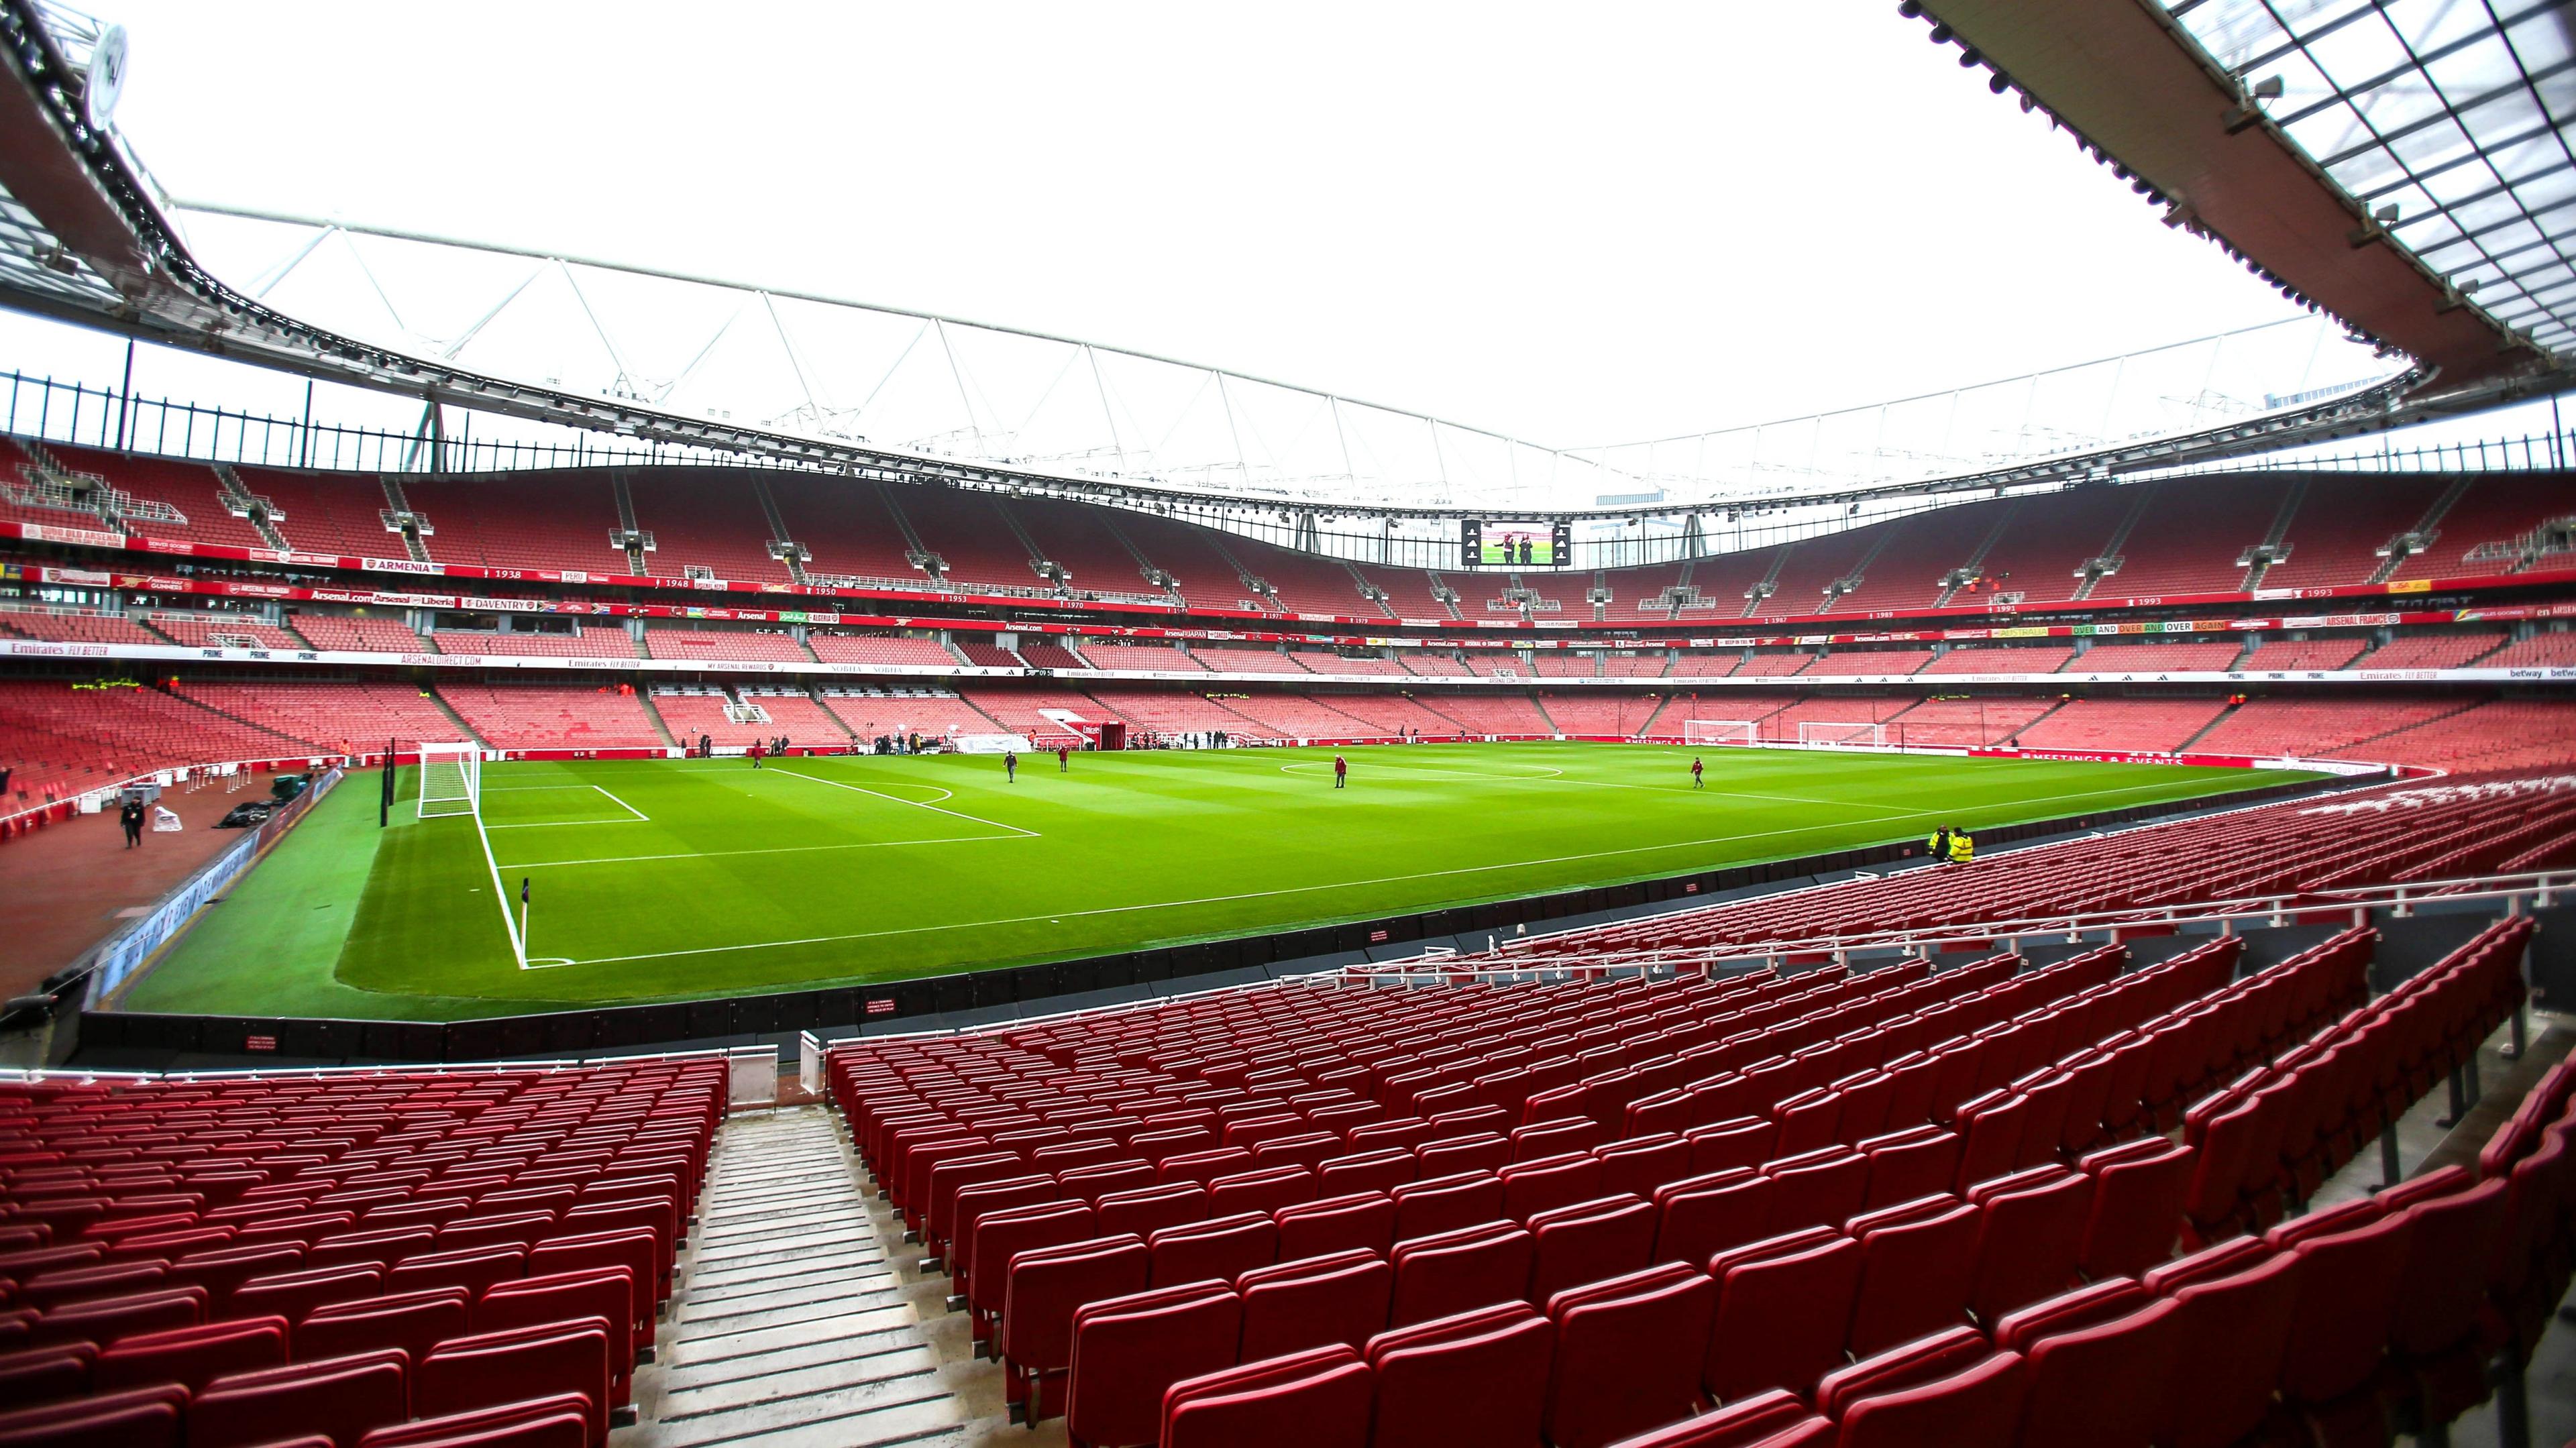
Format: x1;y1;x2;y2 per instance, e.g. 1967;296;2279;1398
628;1107;969;1448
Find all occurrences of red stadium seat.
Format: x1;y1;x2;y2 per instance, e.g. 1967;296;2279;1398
1365;1303;1555;1448
1160;1345;1373;1448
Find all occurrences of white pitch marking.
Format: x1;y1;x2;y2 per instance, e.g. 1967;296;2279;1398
502;834;1020;869
588;783;650;822
763;766;1038;838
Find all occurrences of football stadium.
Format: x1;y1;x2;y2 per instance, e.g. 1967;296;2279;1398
0;1;2572;1445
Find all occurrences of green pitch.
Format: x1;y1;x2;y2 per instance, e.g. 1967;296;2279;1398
121;744;2317;1021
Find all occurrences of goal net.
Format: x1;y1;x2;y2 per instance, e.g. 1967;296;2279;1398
951;732;1035;755
1799;721;1887;748
417;742;481;818
1682;720;1758;747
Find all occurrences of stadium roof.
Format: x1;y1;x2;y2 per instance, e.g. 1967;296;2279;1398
0;0;2557;521
1911;0;2574;400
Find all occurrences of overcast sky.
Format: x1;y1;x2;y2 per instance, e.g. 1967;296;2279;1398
34;0;2334;452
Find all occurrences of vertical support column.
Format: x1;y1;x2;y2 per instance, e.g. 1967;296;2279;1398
2379;1125;2402;1188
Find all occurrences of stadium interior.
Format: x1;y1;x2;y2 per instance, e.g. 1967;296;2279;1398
0;0;2571;1445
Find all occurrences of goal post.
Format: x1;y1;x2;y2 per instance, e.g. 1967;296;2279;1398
417;742;482;818
1682;720;1758;747
1798;721;1888;748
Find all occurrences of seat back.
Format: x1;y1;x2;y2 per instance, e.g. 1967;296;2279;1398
2145;1248;2300;1448
1845;1194;1979;1358
1160;1344;1373;1448
189;1349;411;1448
1148;1213;1277;1288
1236;1249;1392;1361
1365;1303;1555;1448
417;1319;613;1448
297;1288;473;1370
1527;1194;1656;1306
1065;1283;1242;1448
1833;1349;2027;1448
1650;1169;1774;1269
1544;1264;1717;1448
0;1384;186;1448
1273;1192;1395;1262
1389;1223;1533;1328
92;1316;286;1394
1704;1227;1864;1403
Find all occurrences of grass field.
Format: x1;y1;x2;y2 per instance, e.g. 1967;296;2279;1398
122;742;2318;1021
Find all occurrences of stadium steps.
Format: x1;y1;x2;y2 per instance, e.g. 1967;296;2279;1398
2070;484;2155;602
1339;559;1397;620
1933;500;2021;608
1097;514;1187;608
637;689;684;750
1997;695;2074;743
152;683;326;753
422;686;490;747
628;1106;968;1448
750;476;811;586
1530;691;1563;735
377;475;437;563
2347;694;2488;751
2239;478;2309;590
2369;475;2473;583
211;463;293;550
2178;698;2243;752
1739;547;1788;617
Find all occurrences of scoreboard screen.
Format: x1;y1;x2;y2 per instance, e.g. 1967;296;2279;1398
1464;520;1570;568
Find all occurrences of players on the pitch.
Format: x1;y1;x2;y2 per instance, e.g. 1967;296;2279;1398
1690;757;1703;789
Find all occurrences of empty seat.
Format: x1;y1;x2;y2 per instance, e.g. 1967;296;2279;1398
1148;1213;1277;1287
1499;1154;1607;1223
2141;1244;2302;1448
1065;1282;1242;1448
1994;1280;2185;1448
0;1346;91;1411
28;1288;204;1349
1834;1346;2027;1448
1314;1149;1416;1198
1366;1303;1556;1448
1597;1388;1833;1446
1206;1166;1316;1218
1093;1182;1207;1241
2076;1139;2193;1281
383;1246;523;1301
1000;1235;1148;1422
93;1316;286;1393
2268;1207;2415;1412
1856;1127;1962;1213
476;1268;636;1404
1527;1194;1656;1306
1235;1249;1391;1361
0;1384;186;1448
1704;1227;1864;1404
417;1319;613;1448
1967;1168;2092;1323
295;1289;472;1368
1544;1264;1716;1448
225;1266;383;1326
190;1349;410;1448
1389;1172;1505;1241
1650;1170;1774;1270
1762;1148;1869;1235
1273;1192;1395;1262
1161;1344;1373;1448
355;1393;592;1448
1844;1194;1979;1357
1389;1223;1533;1327
1593;1135;1692;1201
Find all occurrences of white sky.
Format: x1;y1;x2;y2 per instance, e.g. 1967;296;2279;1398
31;0;2335;451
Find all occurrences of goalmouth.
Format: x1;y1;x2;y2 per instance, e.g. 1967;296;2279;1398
1682;720;1758;747
417;742;482;818
1798;721;1888;748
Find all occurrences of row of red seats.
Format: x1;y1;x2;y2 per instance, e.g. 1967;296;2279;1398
845;929;2372;1442
0;1060;722;1448
1119;915;2537;1448
969;932;2373;1437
